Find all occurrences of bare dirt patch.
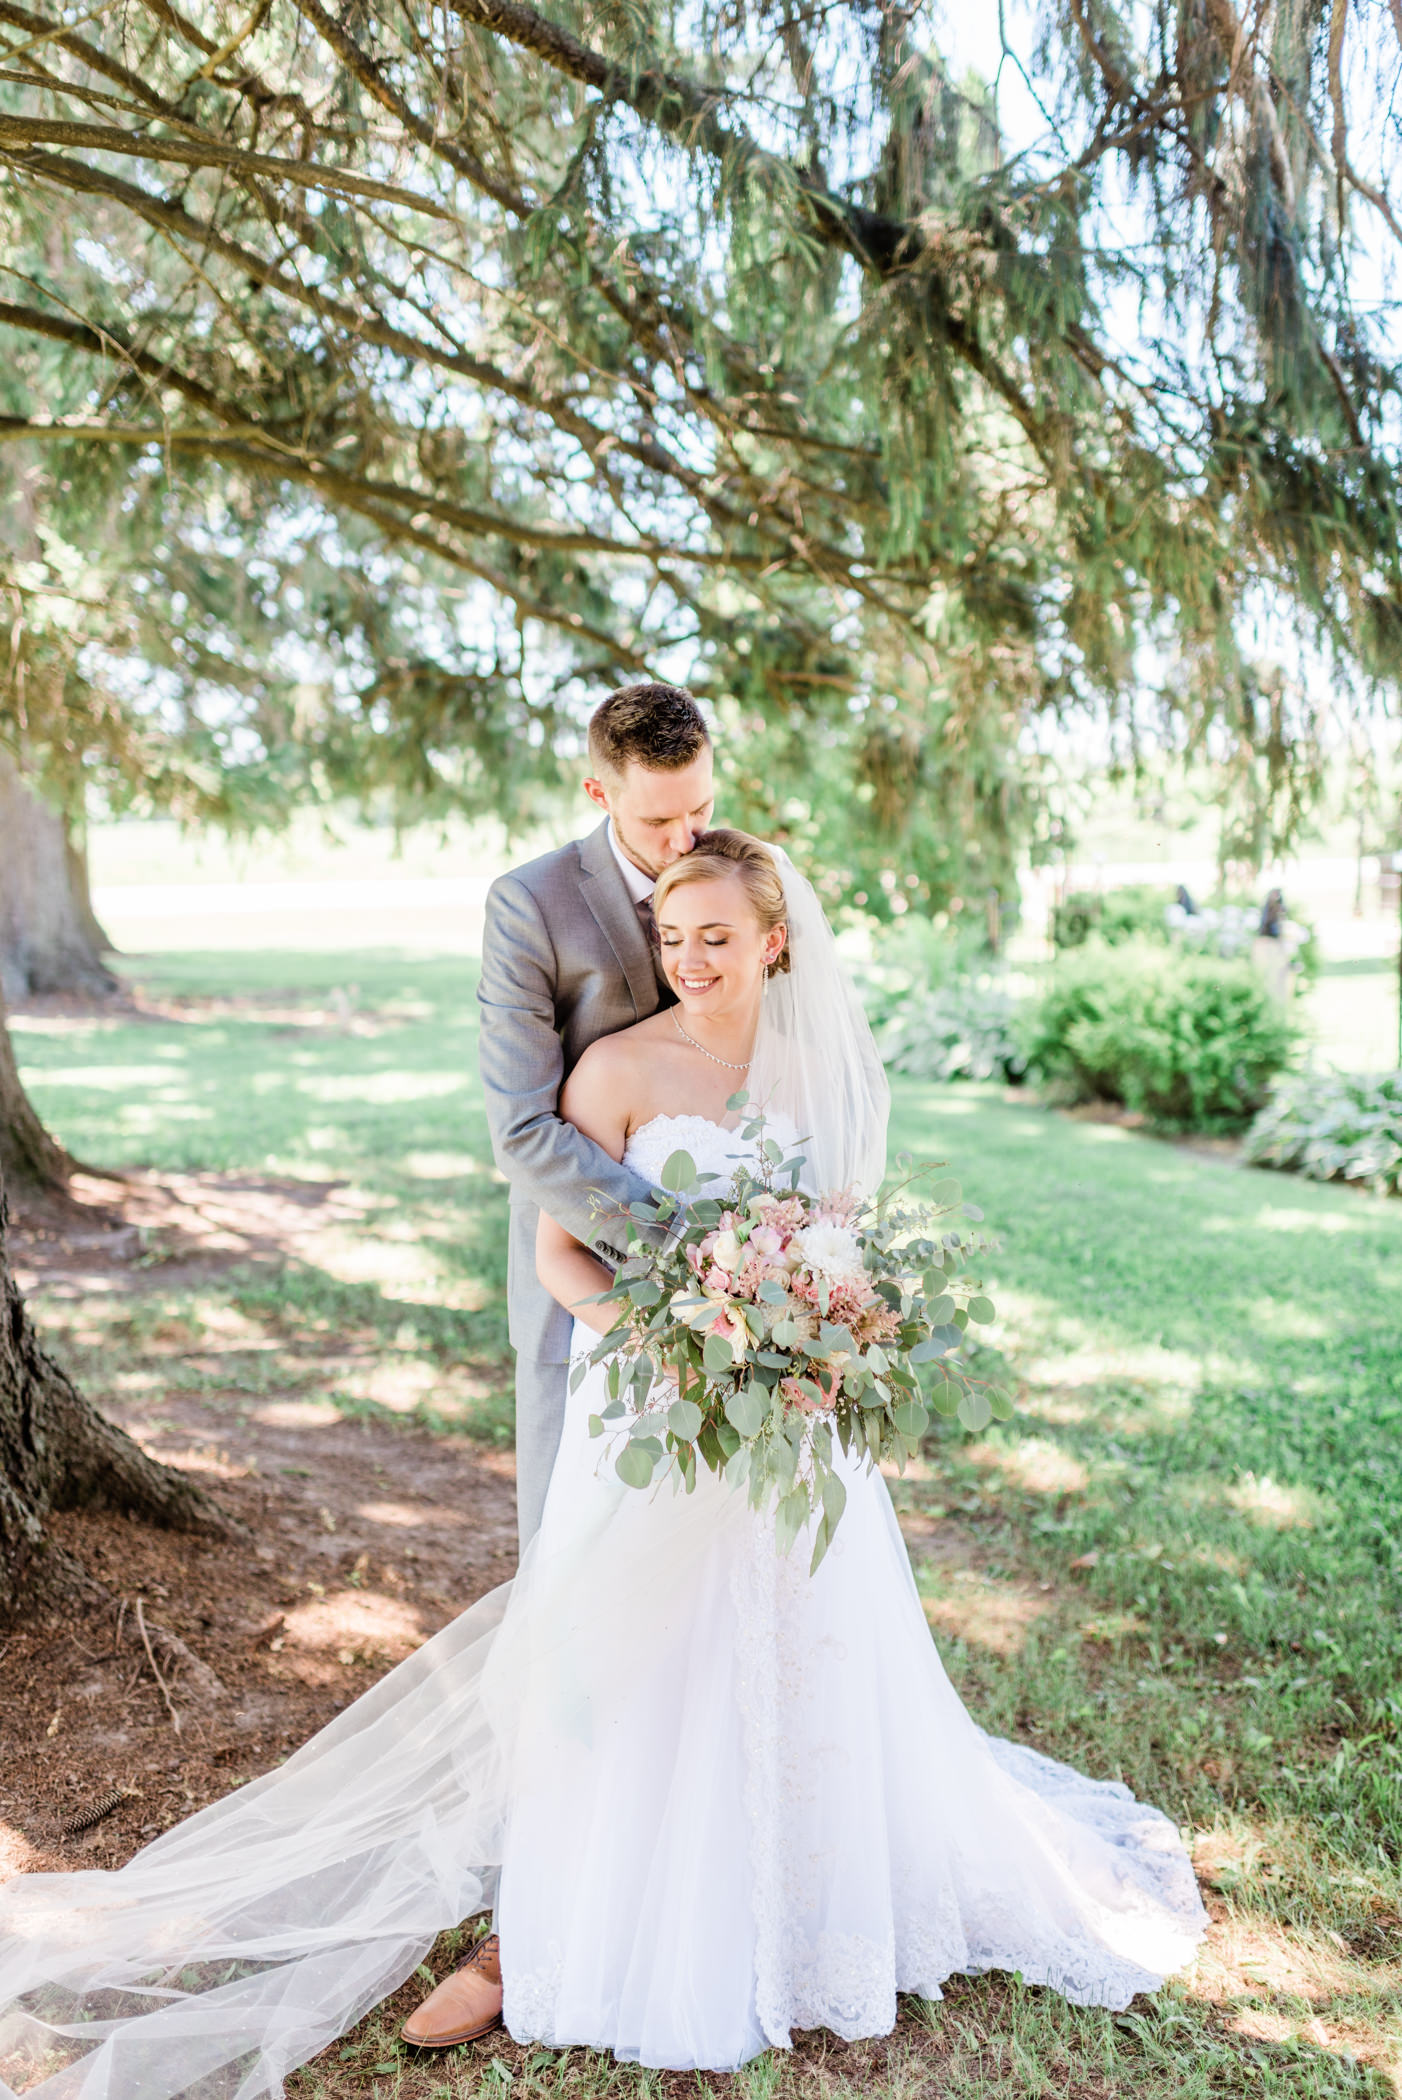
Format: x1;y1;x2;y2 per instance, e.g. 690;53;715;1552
0;1174;518;1882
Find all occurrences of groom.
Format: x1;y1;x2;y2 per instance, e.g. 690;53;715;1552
403;684;714;2054
478;681;715;1549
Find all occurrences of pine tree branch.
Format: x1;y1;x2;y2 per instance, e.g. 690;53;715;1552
287;0;524;215
0;112;457;217
0;0;177;114
445;0;911;270
0;296;230;418
0;411;661;662
8;143;852;553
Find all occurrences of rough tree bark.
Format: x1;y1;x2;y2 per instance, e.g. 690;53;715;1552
0;752;116;1001
0;1162;235;1619
0;979;75;1192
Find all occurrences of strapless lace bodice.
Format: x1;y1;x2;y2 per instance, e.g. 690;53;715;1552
623;1112;799;1188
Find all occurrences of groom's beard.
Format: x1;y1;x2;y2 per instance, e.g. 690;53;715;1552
612;813;714;881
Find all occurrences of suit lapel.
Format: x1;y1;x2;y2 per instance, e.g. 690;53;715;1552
578;819;659;1020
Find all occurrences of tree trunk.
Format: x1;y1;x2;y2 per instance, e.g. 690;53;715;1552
0;979;75;1191
0;1164;235;1619
0;752;116;1000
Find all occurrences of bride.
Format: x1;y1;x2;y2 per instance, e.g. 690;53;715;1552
0;833;1205;2098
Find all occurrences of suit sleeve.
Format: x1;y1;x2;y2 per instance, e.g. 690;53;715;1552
477;871;656;1260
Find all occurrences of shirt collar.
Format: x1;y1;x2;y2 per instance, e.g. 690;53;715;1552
606;818;656;906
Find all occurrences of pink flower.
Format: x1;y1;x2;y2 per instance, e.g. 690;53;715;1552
779;1367;839;1414
712;1308;751;1351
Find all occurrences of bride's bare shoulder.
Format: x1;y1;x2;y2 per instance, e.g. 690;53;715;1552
569;1011;668;1090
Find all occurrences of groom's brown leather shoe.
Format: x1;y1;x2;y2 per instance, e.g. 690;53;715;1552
401;1934;503;2048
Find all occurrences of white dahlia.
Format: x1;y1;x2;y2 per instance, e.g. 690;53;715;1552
791;1220;866;1286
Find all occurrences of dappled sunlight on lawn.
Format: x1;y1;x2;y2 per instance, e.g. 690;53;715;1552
1208;1205;1377;1237
334;1355;492;1417
1184;1868;1402;2087
1239;1299;1335;1340
969;1436;1089;1494
300;1224;468;1300
401;1149;486;1179
1223;1474;1325;1529
1019;1339;1205;1430
294;1071;467;1104
921;1574;1054;1657
254;1399;344;1428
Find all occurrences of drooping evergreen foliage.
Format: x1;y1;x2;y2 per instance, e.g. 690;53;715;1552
0;0;1398;905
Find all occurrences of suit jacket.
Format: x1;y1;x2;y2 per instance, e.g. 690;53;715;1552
477;818;671;1364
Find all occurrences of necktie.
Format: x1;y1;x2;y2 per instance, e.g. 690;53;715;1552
636;894;673;998
636;895;658;949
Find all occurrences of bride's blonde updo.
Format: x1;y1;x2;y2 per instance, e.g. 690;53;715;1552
651;829;792;975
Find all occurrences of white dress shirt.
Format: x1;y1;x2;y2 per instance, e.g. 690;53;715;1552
607;820;656;909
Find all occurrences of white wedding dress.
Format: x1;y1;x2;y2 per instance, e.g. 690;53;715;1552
0;1114;1205;2097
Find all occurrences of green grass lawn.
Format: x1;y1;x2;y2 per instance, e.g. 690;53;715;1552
11;951;1402;2098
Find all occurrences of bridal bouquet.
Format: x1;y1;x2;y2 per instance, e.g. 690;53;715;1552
574;1096;1010;1570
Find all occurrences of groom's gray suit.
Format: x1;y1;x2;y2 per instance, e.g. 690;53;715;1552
478;817;672;1546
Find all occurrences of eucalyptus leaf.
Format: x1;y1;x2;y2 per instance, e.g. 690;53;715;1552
987;1386;1016;1421
660;1149;697;1191
587;1413;604;1438
967;1295;996;1323
775;1487;810;1557
703;1330;735;1376
725;1384;768;1438
615;1442;659;1489
892;1398;929;1438
667;1397;704;1440
958;1389;993;1432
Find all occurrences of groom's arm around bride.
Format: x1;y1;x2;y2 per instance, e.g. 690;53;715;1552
477;682;715;1546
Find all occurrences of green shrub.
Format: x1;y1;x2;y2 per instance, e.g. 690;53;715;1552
1244;1069;1402;1194
1052;886;1169;951
1026;940;1298;1129
869;977;1028;1084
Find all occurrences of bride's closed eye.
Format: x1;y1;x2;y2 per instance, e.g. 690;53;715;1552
660;935;728;947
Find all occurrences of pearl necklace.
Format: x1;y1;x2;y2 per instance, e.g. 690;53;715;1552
671;1007;752;1070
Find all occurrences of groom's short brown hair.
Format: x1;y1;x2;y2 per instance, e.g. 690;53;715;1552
588;683;709;779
